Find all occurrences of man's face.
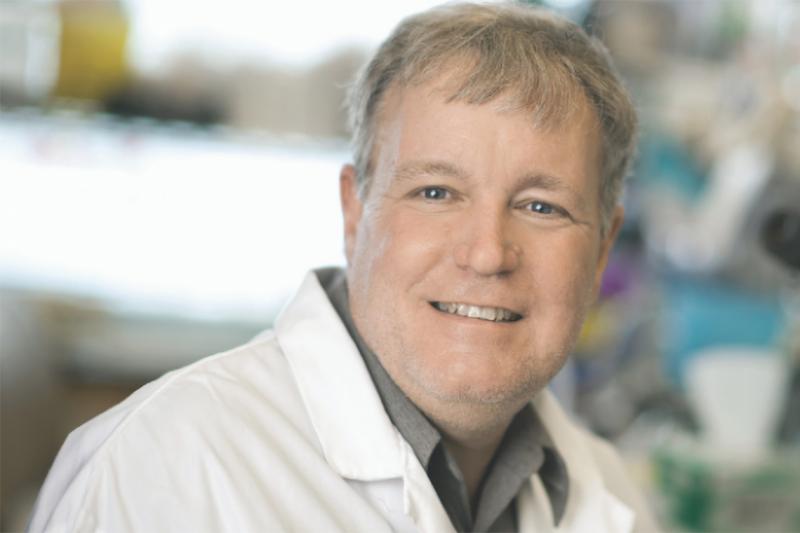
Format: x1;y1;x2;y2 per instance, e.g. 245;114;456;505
341;79;622;410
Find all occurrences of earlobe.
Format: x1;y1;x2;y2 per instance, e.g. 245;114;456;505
340;164;363;264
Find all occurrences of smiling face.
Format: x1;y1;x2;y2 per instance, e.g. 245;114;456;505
341;79;622;415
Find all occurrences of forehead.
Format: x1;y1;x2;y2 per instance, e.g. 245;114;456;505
382;55;592;134
372;77;603;191
374;61;600;145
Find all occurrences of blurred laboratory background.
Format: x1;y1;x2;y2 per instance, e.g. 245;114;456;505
1;0;799;531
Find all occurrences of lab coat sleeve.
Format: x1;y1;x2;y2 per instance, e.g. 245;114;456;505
27;334;392;533
25;355;297;533
27;380;163;532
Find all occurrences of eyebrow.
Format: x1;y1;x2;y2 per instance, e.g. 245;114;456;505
393;160;469;182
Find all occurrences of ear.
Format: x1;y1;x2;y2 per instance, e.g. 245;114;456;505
340;164;363;264
592;205;624;299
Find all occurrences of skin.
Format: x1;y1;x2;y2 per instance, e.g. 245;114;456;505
340;78;623;500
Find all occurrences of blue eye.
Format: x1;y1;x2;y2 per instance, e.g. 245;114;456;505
421;187;449;200
527;201;554;214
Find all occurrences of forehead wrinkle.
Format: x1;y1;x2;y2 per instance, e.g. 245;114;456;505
393;159;470;183
512;173;587;211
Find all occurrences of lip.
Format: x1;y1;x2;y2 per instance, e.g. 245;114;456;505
427;300;524;322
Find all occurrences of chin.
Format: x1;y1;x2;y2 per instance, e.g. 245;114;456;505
403;351;556;407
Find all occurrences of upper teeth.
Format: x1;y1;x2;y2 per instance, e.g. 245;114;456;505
432;302;519;322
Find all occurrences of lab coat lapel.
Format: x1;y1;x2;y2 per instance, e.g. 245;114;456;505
529;390;635;533
276;271;455;532
275;271;403;481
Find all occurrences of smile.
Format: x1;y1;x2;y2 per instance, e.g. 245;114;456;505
430;301;522;322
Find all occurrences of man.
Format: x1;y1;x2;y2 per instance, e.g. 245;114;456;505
29;3;658;532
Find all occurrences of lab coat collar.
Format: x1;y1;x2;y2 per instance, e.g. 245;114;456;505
275;270;404;481
531;390;636;533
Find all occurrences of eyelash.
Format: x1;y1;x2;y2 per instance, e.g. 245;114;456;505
523;201;555;215
519;200;571;220
417;186;452;201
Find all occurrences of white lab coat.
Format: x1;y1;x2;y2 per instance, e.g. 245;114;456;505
28;271;659;533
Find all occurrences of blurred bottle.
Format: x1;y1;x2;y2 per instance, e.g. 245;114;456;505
52;0;130;105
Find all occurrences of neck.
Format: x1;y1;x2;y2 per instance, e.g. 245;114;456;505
442;429;505;504
427;404;517;504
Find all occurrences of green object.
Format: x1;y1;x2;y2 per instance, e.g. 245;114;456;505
655;450;714;532
654;444;800;532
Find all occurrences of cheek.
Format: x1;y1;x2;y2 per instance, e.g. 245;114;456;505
534;236;601;308
361;210;451;279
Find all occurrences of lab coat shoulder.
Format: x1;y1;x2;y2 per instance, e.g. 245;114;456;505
583;432;661;533
28;333;386;533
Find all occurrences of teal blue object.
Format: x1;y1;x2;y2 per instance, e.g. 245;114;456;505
637;133;707;202
663;278;786;387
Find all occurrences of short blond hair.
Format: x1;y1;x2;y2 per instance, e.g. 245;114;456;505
346;2;637;234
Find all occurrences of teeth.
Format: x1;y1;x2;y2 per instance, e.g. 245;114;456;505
480;308;496;321
433;302;519;322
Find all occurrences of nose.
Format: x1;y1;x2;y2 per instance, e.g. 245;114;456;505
453;207;521;276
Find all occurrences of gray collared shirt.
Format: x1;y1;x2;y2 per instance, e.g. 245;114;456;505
320;267;569;532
